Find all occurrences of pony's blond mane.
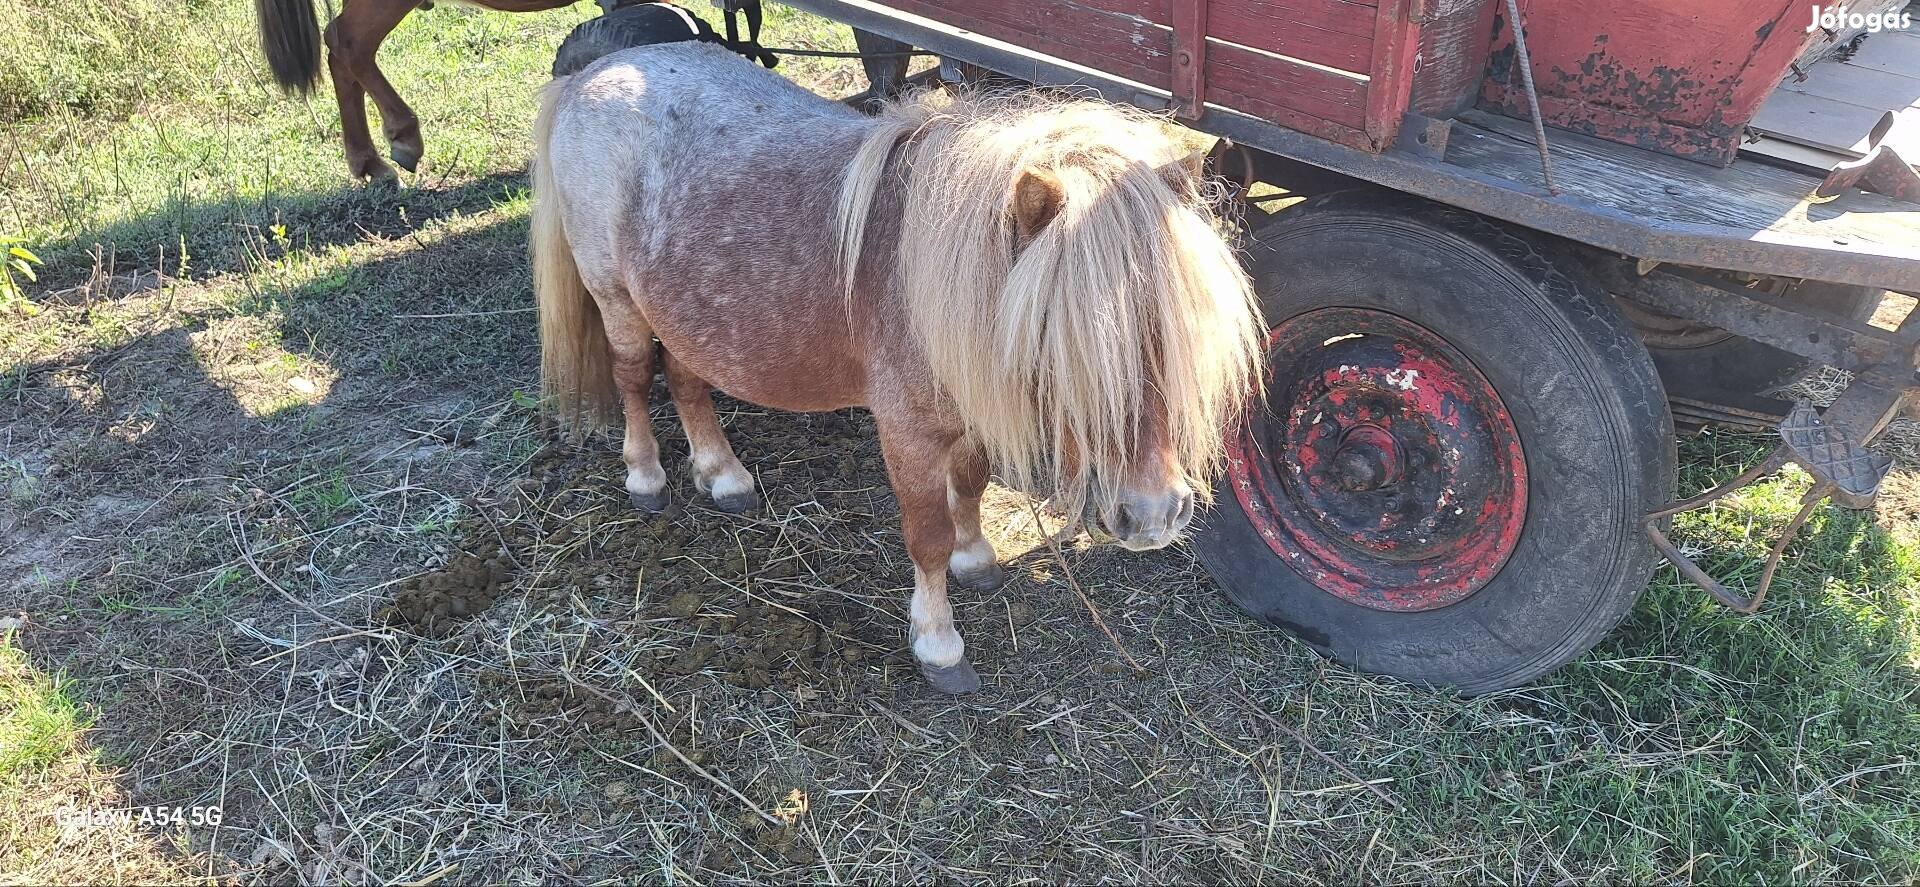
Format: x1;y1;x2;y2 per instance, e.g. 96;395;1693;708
834;91;1263;516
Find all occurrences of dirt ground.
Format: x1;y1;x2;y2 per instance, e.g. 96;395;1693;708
3;184;1917;882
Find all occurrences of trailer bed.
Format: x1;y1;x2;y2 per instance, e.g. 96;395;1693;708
782;0;1920;294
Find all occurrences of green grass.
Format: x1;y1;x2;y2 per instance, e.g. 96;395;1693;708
2;2;1918;883
1455;433;1920;881
0;633;87;781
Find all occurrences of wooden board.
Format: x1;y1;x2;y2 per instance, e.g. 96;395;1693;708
1750;21;1920;157
1837;26;1920;77
1452;111;1920;263
1740;134;1853;173
879;0;1401;150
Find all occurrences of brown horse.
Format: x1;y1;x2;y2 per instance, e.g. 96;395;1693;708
255;0;588;180
533;44;1263;692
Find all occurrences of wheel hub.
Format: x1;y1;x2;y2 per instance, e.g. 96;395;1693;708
1226;308;1529;612
1329;424;1400;491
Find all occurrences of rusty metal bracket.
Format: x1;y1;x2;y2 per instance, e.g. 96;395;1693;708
1646;401;1896;613
1817;110;1920;201
1395;112;1452;160
1595;264;1917;380
1171;0;1208;120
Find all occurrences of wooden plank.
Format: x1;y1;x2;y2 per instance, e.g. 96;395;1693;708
1751;88;1904;155
1210;1;1375;74
1452;111;1920;258
1225;0;1379;41
1363;0;1418;148
1204;38;1368;132
1840;29;1920;78
1775;62;1920;116
887;0;1173;89
1739;135;1849;173
1008;0;1380;75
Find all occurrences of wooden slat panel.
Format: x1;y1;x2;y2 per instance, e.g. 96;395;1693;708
900;0;1377;76
887;0;1381;148
888;0;1174;89
1212;2;1374;73
1223;0;1379;40
1204;38;1369;138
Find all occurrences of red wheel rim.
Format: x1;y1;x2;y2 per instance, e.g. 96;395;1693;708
1225;308;1528;612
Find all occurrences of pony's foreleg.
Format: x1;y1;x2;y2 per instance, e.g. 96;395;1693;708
947;440;1006;591
329;0;425;173
604;315;668;512
662;352;759;514
877;420;980;694
323;20;392;180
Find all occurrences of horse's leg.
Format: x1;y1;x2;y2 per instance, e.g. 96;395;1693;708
323;19;392;180
876;419;979;693
661;352;759;514
604;313;668;512
947;439;1006;591
330;0;426;173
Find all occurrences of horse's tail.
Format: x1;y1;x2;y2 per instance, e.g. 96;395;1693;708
255;0;324;94
532;79;618;432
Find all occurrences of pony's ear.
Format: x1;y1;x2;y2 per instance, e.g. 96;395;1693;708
1159;149;1206;191
1012;167;1065;240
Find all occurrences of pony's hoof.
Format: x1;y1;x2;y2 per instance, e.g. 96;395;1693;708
712;489;760;514
954;561;1009;592
628;489;669;513
920;658;981;694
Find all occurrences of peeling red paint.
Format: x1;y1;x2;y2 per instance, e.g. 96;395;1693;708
1478;1;1818;166
1226;309;1528;612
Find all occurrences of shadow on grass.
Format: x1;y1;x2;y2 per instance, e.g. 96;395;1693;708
20;171;533;295
2;188;539;587
2;185;550;872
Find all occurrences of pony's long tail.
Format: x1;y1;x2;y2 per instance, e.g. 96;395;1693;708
255;0;324;94
532;79;618;433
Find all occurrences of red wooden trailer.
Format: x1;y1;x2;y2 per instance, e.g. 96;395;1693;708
774;0;1920;692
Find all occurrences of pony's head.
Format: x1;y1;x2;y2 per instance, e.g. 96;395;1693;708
837;92;1263;549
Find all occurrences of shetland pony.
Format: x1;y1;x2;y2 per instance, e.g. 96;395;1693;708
533;44;1262;692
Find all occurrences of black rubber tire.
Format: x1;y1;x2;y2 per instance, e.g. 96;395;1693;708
1193;193;1678;694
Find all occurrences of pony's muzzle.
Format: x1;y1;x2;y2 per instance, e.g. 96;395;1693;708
1101;482;1195;551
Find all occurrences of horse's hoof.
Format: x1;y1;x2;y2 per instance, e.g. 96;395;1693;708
390;144;422;174
954;561;1009;592
712;488;760;514
920;658;981;694
628;489;669;513
351;158;396;182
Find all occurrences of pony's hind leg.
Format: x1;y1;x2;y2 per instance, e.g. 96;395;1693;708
876;418;980;694
662;352;759;514
604;317;668;511
948;439;1006;591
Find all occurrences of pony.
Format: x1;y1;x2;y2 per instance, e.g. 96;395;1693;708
532;43;1263;692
